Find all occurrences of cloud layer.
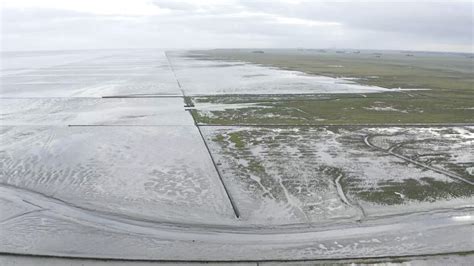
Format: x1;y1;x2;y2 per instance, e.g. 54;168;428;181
1;0;472;52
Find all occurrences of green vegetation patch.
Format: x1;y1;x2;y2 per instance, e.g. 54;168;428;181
342;177;474;205
191;92;474;125
228;131;246;149
198;49;474;92
189;49;473;125
207;127;474;208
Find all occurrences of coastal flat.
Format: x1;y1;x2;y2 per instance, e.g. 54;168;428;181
0;49;472;262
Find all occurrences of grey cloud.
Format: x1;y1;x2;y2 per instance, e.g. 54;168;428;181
151;0;197;11
238;1;473;45
1;1;472;52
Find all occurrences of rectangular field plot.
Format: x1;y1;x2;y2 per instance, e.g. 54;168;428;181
169;52;387;95
0;126;235;224
202;126;474;222
1;98;192;126
0;80;180;98
188;93;474;125
1;50;180;97
202;126;361;225
0;50;113;75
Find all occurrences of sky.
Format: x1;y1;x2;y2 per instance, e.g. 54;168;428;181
1;0;473;52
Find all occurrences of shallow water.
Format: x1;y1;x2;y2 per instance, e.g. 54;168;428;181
1;50;179;97
1;98;193;126
168;51;388;95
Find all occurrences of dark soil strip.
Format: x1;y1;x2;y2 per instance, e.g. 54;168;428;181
164;52;240;218
193;122;241;218
164;51;183;89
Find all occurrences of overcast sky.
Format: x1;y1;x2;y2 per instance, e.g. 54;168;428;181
1;0;472;52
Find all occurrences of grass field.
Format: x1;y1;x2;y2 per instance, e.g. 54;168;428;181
197;49;473;92
188;49;473;125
